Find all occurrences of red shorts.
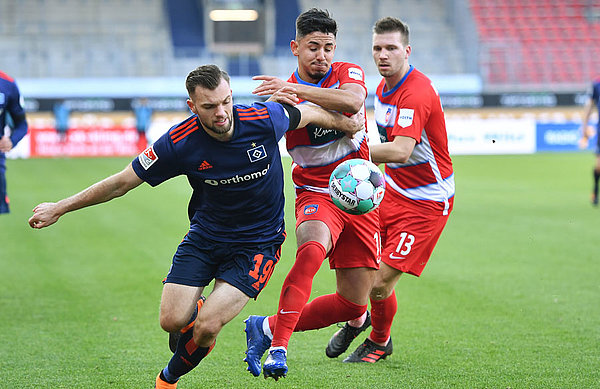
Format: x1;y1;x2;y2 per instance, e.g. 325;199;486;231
295;191;380;270
380;202;450;276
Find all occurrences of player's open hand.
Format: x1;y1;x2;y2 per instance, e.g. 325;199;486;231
266;87;300;106
252;75;289;96
29;202;62;229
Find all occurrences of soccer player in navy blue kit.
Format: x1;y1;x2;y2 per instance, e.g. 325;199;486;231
580;77;600;205
28;64;363;388
0;70;28;214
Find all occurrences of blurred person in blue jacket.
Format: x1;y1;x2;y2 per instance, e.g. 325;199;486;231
0;70;28;214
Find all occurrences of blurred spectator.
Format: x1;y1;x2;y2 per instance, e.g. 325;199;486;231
53;100;70;142
0;70;28;214
133;97;153;150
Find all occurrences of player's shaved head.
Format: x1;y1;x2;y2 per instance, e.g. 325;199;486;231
295;8;337;40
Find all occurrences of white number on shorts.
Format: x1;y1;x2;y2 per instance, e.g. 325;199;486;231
374;231;382;263
395;232;415;255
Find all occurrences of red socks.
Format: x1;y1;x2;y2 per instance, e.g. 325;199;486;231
268;240;369;346
295;292;366;331
268;292;367;335
271;241;326;348
369;290;397;344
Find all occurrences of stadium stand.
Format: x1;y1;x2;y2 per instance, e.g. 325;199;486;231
0;0;173;77
1;0;596;93
164;0;205;56
296;0;466;77
471;0;600;89
0;0;465;79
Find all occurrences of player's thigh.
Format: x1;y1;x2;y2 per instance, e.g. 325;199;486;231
329;208;380;269
160;283;205;330
197;279;250;328
295;191;345;251
335;267;376;306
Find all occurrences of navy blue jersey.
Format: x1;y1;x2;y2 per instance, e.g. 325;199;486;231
0;71;28;147
132;101;292;243
591;78;600;132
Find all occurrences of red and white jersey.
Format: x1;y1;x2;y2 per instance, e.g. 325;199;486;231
374;65;454;215
286;62;370;194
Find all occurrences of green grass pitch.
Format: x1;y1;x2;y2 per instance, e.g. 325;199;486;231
1;153;599;388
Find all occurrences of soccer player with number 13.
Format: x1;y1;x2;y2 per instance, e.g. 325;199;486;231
326;17;455;363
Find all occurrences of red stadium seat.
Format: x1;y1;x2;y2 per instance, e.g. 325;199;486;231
470;0;596;86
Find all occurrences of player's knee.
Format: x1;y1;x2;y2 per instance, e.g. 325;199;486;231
159;312;189;333
370;284;393;301
193;316;223;342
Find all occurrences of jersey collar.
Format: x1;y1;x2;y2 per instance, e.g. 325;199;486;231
382;65;414;97
293;66;333;88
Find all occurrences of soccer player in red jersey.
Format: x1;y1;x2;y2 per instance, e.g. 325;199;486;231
28;64;363;389
244;9;380;379
325;17;455;363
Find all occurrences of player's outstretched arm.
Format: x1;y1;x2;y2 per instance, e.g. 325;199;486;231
29;164;143;229
252;75;289;96
295;104;364;138
370;135;416;164
266;86;300;106
253;75;365;114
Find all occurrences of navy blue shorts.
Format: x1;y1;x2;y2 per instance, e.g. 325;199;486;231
165;229;286;299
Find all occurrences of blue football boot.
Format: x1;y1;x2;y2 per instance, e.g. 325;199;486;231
243;315;271;377
263;348;288;380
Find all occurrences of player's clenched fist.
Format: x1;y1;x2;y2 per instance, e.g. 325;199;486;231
29;202;62;229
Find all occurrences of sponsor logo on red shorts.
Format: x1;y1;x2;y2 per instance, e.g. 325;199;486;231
304;204;318;215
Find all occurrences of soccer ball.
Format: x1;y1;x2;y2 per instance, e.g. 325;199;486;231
328;158;385;215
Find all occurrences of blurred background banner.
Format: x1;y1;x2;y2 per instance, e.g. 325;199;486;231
28;126;139;158
2;0;599;158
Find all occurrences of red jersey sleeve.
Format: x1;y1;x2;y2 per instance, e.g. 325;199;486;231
333;62;368;94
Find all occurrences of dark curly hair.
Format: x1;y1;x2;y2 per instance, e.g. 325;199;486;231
296;8;337;40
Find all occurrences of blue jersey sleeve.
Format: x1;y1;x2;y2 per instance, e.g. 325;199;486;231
6;81;28;146
262;102;292;141
131;130;181;186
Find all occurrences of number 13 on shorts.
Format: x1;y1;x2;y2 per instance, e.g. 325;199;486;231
388;231;416;260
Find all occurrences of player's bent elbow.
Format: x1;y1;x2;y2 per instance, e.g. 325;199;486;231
345;100;364;115
395;153;411;164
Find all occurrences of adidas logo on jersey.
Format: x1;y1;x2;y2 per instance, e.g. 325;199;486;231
198;160;213;170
